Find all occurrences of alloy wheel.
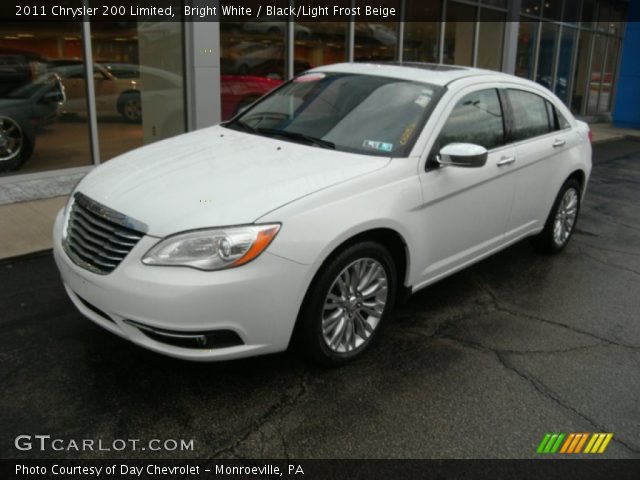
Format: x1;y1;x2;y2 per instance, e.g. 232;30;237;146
321;257;388;353
553;187;579;246
0;117;23;163
123;97;142;121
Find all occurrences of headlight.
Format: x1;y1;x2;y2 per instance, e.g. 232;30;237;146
142;224;280;271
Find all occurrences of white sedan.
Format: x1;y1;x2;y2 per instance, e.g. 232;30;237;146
53;63;592;365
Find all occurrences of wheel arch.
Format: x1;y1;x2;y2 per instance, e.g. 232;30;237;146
288;226;411;350
567;169;587;192
301;226;411;310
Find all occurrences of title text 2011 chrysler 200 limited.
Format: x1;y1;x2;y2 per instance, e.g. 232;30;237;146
53;63;592;365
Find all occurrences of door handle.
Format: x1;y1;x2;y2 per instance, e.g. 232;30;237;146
496;156;516;167
553;138;566;148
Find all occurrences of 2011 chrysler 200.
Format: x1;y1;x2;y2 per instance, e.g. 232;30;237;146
53;63;592;365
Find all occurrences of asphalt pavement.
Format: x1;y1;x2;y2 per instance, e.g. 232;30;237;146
1;139;639;460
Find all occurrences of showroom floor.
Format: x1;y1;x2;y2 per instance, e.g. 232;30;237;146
1;139;639;459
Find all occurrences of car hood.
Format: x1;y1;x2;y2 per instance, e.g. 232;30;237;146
77;125;390;237
0;98;28;110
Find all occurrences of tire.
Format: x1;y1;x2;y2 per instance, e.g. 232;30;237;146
294;241;397;366
0;116;33;173
531;178;581;253
119;92;142;123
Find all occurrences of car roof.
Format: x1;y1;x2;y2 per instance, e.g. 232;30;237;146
309;62;515;87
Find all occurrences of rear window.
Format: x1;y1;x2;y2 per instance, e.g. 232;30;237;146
507;89;553;142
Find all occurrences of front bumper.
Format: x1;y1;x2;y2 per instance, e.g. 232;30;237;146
52;209;313;361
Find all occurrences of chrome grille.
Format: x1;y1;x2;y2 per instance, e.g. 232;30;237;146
63;192;146;274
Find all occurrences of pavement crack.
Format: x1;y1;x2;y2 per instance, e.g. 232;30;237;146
576;245;640;277
205;371;309;460
589;207;640;233
439;334;640;456
572;237;640;258
475;280;640;351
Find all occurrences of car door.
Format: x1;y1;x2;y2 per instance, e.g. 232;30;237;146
414;87;517;285
92;67;118;115
59;66;86;114
502;88;577;240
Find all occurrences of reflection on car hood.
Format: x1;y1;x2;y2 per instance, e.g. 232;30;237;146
77;125;390;237
0;98;28;109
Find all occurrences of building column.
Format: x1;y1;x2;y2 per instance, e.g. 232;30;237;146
501;0;521;74
184;4;221;130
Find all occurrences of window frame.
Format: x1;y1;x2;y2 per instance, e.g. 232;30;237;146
501;88;558;143
426;86;508;169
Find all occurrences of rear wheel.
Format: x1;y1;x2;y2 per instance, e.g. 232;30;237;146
531;178;581;253
0;116;32;172
119;92;142;123
295;241;397;366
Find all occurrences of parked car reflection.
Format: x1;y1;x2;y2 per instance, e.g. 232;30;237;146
0;73;65;172
48;60;142;123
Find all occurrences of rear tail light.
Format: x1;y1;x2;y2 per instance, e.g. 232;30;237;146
588;130;593;143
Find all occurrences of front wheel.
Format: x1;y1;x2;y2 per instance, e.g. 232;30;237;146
294;241;397;366
0;116;33;172
531;178;581;253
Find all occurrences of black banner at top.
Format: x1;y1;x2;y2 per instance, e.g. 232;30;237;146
0;0;632;23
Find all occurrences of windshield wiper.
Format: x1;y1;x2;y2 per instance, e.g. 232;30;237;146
223;119;257;133
224;121;335;150
255;128;335;150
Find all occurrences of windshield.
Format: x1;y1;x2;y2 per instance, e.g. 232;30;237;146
1;73;59;100
225;72;442;157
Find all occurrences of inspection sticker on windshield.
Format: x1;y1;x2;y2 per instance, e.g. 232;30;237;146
414;89;434;108
363;140;393;153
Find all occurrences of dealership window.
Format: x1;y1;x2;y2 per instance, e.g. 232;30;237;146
220;21;287;121
521;0;543;16
476;9;506;70
87;21;186;162
0;23;92;176
542;0;563;21
581;0;597;26
515;1;625;115
598;36;620;112
555;27;577;103
563;0;581;23
516;21;538;79
403;0;441;63
354;0;400;62
354;22;398;61
535;23;559;91
586;33;606;114
442;2;476;66
294;22;347;73
571;30;592;114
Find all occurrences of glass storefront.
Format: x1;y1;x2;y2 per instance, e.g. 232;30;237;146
0;0;628;181
0;20;185;177
0;23;92;175
520;0;626;115
90;21;186;161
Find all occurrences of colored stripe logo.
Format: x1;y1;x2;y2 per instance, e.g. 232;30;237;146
537;433;613;454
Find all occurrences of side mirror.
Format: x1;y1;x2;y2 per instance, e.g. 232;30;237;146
438;143;488;168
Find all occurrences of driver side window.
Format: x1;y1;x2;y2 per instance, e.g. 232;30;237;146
429;88;505;165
